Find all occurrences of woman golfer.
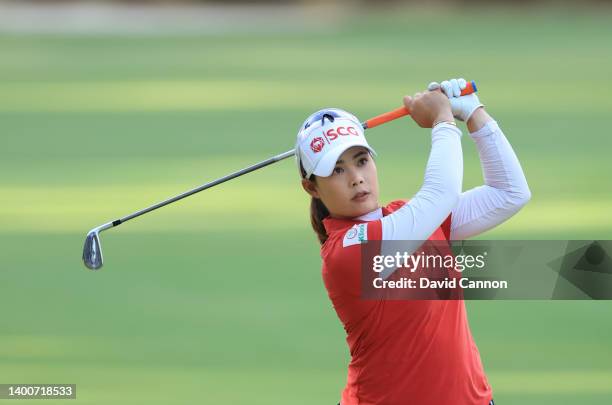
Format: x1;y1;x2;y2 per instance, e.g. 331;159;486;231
295;78;530;405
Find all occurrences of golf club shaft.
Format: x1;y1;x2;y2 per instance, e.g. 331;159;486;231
106;81;478;228
114;149;295;226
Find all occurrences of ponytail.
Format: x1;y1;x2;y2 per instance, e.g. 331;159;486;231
300;161;330;245
310;195;330;245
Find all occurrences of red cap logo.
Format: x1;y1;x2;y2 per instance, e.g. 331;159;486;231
310;137;325;153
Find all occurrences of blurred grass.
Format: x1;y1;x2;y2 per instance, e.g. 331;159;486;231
1;6;611;405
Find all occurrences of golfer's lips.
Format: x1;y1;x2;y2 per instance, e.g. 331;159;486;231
352;191;370;201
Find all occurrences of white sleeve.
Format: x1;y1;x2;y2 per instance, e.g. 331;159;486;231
450;120;531;240
381;123;463;241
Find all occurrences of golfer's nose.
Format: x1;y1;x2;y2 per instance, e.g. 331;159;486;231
351;174;364;187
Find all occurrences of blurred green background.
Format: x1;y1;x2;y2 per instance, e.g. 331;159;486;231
1;2;611;404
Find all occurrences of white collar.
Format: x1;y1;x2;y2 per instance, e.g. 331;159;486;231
355;207;383;222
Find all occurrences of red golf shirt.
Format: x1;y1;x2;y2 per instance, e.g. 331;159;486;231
321;199;493;405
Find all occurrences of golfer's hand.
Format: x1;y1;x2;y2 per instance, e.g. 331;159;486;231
403;90;454;128
428;78;484;122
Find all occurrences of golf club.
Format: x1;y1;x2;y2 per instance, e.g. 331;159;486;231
82;81;477;270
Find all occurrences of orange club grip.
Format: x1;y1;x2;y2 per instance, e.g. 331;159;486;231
362;80;477;130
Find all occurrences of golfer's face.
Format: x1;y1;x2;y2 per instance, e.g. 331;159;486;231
316;146;379;218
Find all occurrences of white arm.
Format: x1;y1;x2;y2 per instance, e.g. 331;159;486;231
450;120;531;240
381;123;463;241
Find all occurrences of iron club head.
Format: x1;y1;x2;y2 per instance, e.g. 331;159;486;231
82;222;113;270
83;230;103;270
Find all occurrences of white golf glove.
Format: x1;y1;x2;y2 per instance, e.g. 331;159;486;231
428;78;483;122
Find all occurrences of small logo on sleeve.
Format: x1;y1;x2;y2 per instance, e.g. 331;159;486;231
343;223;368;247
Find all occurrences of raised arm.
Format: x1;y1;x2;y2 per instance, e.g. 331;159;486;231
450;108;531;239
427;78;531;240
380;90;463;241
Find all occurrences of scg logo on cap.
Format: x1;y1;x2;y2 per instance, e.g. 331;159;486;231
326;126;360;140
310;137;325;153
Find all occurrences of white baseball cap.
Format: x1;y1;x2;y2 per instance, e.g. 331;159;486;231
295;108;377;178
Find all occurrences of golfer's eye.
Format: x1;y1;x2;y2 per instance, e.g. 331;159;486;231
333;166;344;175
358;157;368;166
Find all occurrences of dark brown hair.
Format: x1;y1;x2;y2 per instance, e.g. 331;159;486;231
299;161;330;245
